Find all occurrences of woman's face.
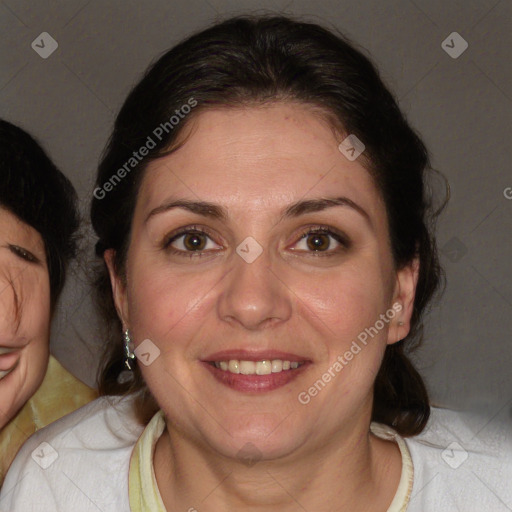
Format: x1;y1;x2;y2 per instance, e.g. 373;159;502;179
0;207;50;430
108;102;418;460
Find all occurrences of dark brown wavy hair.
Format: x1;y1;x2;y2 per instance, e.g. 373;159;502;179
91;15;447;436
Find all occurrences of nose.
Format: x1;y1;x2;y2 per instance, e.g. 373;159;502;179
217;248;292;331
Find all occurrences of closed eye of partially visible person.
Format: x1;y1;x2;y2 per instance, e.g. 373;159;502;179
0;120;97;486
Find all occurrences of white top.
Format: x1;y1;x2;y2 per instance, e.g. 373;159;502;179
1;394;511;512
128;411;413;511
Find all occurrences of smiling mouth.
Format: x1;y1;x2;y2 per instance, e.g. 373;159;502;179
202;349;312;392
209;359;305;375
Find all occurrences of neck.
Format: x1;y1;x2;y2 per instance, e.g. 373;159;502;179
153;411;402;512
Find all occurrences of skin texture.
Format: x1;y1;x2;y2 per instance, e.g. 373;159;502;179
106;102;419;511
0;207;50;430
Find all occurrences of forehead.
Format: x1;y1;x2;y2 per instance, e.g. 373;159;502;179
137;103;385;222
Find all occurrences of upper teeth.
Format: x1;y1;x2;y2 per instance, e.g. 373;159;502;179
213;360;302;375
0;347;17;355
0;368;14;380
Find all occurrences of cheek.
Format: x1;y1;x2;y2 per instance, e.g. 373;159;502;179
126;257;221;345
20;272;51;381
291;269;391;413
289;258;392;394
0;270;16;329
0;271;50;426
0;266;51;338
22;267;51;331
292;260;389;337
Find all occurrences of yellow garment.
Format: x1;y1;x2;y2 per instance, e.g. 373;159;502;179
0;354;97;485
129;409;167;512
129;411;414;511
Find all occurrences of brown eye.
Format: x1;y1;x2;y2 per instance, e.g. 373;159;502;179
291;227;350;256
163;226;222;257
182;233;207;251
305;233;331;251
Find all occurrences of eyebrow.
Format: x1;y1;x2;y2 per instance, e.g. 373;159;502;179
145;196;372;229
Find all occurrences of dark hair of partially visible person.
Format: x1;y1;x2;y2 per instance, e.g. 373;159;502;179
0;119;80;310
91;15;448;436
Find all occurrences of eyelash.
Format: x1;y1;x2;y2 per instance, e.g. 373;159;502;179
162;224;350;259
8;245;38;263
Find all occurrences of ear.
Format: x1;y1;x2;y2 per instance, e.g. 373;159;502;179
104;249;130;328
387;256;420;345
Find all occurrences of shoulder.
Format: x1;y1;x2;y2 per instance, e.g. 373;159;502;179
43;354;97;399
27;355;98;429
404;405;512;511
0;394;143;512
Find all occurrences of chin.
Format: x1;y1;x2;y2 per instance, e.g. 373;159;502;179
208;413;304;462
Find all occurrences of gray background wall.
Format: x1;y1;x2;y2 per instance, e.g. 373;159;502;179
1;1;510;426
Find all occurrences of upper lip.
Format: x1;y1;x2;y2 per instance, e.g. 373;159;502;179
0;336;28;351
202;349;311;363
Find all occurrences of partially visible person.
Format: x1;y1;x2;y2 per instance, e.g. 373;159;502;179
0;120;97;486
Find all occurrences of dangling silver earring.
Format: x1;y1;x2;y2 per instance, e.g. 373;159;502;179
124;329;136;371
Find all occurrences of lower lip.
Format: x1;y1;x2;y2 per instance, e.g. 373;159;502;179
201;361;310;392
